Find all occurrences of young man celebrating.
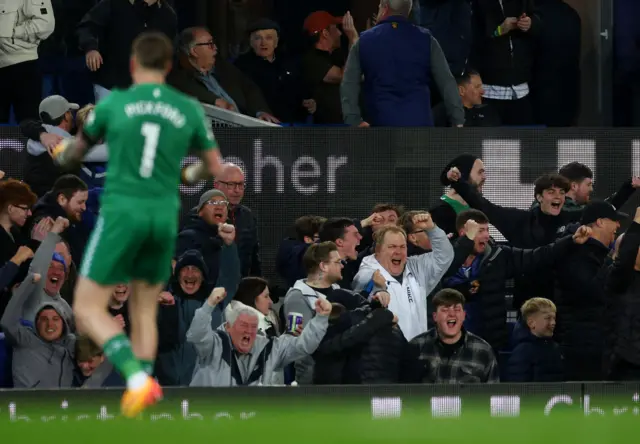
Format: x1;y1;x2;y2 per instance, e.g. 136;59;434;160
52;32;226;417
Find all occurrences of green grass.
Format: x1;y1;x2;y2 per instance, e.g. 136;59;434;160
0;390;638;443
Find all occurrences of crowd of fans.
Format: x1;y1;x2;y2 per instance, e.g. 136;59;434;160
1;151;640;387
0;0;631;389
0;0;581;128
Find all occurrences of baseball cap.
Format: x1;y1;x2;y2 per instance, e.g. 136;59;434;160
39;95;79;122
197;189;227;211
580;200;628;225
303;11;343;35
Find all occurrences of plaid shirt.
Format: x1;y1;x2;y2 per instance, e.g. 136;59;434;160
410;329;500;383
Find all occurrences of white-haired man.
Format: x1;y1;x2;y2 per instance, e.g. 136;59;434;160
187;287;331;386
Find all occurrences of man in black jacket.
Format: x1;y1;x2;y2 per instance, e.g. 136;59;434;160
470;0;537;125
441;209;589;351
554;201;627;381
175;190;237;286
25;175;89;264
212;164;261;277
76;0;177;101
604;208;640;381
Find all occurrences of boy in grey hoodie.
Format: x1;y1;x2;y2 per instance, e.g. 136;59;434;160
0;271;76;388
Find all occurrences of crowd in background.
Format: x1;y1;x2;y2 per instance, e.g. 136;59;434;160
2;151;640;387
0;0;581;129
1;0;638;389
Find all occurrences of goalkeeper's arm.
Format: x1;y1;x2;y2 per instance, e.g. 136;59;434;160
52;132;94;171
181;148;225;184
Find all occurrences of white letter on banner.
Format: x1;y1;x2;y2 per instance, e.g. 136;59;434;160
490;396;520;418
544;395;573;416
557;140;596;176
253;138;284;193
481;140;532;242
632;141;640;176
292;156;321;195
371;397;402;419
431;396;461;418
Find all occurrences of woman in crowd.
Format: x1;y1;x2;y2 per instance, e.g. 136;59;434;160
226;277;281;338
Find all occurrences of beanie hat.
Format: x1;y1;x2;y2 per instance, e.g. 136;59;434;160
439;154;480;186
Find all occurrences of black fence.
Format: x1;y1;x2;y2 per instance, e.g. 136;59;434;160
3;127;640;279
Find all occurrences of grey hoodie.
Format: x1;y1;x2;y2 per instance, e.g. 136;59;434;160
0;273;76;388
187;300;329;387
21;232;74;330
283;280;339;384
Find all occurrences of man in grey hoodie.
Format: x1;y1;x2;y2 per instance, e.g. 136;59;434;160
21;217;74;329
0;265;76;388
187;287;331;387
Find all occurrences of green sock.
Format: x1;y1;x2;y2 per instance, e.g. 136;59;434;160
102;334;143;380
140;360;155;376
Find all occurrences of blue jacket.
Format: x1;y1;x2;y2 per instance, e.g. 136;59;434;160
358;16;433;126
505;321;564;382
411;0;472;76
275;238;310;288
155;247;240;386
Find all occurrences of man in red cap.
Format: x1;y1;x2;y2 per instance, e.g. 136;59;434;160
301;10;359;124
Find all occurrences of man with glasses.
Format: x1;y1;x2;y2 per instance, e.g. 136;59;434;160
169;27;279;123
176;189;239;288
213;164;261;277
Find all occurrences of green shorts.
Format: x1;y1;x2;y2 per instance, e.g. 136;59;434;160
80;208;177;285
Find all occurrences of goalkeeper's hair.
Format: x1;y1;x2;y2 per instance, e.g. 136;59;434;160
132;31;173;72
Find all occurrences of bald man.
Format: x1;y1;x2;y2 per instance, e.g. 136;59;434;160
214;164;261;277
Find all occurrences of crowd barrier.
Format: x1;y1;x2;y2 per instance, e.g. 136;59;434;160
2;127;640;279
0;383;639;422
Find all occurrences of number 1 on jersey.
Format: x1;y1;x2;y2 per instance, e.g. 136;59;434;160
140;122;161;178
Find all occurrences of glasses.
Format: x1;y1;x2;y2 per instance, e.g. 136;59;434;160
411;229;428;235
205;200;229;206
217;181;245;190
193;41;215;49
12;205;30;212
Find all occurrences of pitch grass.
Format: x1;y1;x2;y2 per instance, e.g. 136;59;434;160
0;394;637;444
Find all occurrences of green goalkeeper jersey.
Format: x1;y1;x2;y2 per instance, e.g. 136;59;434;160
82;83;217;211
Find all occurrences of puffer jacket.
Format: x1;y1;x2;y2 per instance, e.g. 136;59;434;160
505;321;564;382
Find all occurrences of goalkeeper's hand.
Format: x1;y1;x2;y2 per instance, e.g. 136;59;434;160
51;138;82;171
181;162;208;185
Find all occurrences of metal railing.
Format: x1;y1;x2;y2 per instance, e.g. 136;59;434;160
202;103;280;128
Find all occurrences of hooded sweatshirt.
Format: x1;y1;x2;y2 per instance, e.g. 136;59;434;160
0;275;75;388
20;232;74;330
155;247;240;386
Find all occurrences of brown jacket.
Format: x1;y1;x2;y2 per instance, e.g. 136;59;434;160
167;59;271;118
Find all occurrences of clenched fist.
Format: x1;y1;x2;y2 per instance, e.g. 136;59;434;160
464;219;480;240
218;223;236;246
372;290;391;307
207;287;226;307
315;298;332;316
11;246;34;265
372;269;387;289
572;225;592;244
51;217;70;234
158;291;175;306
447;167;461;182
413;212;435;230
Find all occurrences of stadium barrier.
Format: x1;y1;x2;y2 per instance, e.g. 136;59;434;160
0;383;639;422
2;127;640;280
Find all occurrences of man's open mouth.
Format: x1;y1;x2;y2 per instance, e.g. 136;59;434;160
241;335;251;346
446;319;457;328
182;278;198;291
391;259;402;266
550;201;562;210
49;277;60;284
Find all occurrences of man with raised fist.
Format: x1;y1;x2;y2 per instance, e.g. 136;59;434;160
187;286;331;386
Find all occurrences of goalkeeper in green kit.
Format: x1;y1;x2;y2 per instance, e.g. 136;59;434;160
52;32;226;418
